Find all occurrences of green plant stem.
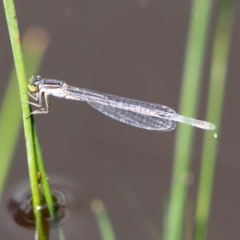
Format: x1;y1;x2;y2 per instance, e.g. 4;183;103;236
0;74;22;200
3;1;46;239
0;26;50;202
165;0;213;239
194;1;235;239
32;124;66;240
91;199;117;240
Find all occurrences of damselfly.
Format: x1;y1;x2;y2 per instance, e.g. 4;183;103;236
27;75;216;131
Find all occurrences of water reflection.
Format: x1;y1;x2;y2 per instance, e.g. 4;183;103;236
7;178;82;230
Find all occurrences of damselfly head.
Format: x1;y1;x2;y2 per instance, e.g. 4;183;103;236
28;75;41;92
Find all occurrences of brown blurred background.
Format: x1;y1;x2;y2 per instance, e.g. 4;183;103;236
0;1;240;239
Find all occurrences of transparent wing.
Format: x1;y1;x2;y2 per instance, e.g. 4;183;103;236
86;95;177;131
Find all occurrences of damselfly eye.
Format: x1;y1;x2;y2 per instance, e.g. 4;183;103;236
28;75;41;92
29;75;41;86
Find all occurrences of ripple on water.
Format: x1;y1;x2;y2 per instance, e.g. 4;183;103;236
7;178;83;230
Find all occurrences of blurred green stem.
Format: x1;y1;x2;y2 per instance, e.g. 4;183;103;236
165;0;213;239
91;199;117;240
194;1;235;239
0;74;22;199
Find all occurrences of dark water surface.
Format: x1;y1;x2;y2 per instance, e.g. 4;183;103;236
0;1;240;239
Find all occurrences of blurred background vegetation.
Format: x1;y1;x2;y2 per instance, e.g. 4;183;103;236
0;0;238;239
